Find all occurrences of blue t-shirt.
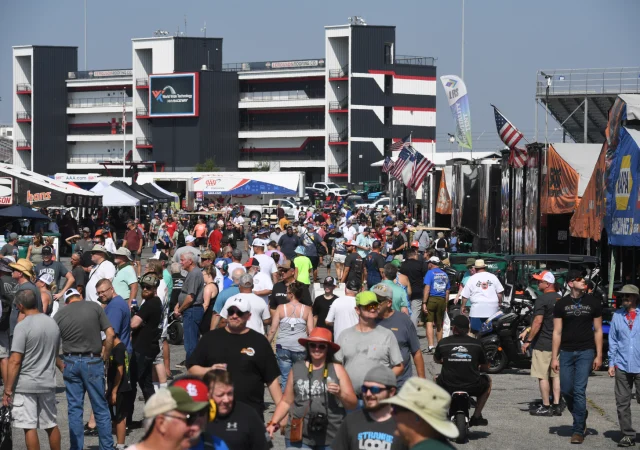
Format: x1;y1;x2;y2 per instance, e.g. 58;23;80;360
423;268;451;298
213;285;240;314
104;295;132;354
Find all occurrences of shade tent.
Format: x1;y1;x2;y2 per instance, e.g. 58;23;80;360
146;183;178;203
0;205;50;220
138;183;170;203
90;181;111;193
131;182;168;203
97;185;140;207
110;181;152;205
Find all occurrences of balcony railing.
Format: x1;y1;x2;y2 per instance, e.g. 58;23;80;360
16;112;31;120
68;129;129;136
68;97;132;108
329;97;349;111
136;108;149;117
239;88;324;102
240;120;324;132
16;140;31;149
535;67;640;97
136;138;152;146
328;163;348;174
67;69;132;80
329;129;348;142
16;83;32;92
68;153;124;164
136;78;149;87
394;55;436;66
223;59;325;72
329;65;349;79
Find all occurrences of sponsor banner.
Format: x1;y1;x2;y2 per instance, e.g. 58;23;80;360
435;169;452;214
193;176;297;196
606;127;640;245
268;59;324;69
149;73;199;118
0;178;13;206
570;143;606;240
541;145;579;214
440;75;472;149
54;173;101;182
68;69;132;79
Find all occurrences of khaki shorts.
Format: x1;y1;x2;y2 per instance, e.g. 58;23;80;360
530;349;559;379
333;254;346;264
12;392;57;429
0;329;9;359
425;296;447;327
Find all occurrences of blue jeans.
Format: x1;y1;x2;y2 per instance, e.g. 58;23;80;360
285;439;331;450
63;355;114;450
276;347;306;392
559;348;595;436
183;305;204;358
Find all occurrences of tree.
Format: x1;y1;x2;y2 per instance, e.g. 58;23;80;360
194;158;219;172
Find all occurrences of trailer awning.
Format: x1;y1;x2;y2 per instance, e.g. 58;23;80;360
193;174;298;195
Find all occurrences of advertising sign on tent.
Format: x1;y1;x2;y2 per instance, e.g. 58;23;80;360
541;145;579;214
193;174;298;195
0;178;12;205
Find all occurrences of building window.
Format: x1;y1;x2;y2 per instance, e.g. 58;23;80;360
384;107;392;126
384;43;394;65
384;75;392;94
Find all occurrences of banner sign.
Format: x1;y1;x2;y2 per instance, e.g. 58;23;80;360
440;75;472;149
541;145;579;214
0;178;13;205
54;173;101;182
193;176;297;196
435;169;452;214
606;127;640;245
149;73;199;118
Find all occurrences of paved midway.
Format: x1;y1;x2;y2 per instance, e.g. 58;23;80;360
10;245;634;449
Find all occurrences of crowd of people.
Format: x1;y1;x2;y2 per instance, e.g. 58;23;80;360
0;200;635;449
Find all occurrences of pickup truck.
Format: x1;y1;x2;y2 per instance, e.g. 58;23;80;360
312;182;349;197
246;198;302;222
355;197;390;211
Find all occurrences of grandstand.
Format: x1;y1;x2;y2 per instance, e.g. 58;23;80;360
536;67;640;143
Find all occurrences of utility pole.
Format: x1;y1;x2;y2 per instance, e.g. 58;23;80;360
84;0;87;70
122;90;126;177
201;21;207;38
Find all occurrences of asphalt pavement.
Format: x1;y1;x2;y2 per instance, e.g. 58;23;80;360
9;245;636;449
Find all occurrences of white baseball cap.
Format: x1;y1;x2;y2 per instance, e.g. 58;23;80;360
185;235;196;243
428;256;441;264
225;295;252;313
251;238;265;247
532;270;555;284
37;273;54;286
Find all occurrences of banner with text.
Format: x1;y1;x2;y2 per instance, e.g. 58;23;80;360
440;75;472;149
541;145;579;214
149;73;199;118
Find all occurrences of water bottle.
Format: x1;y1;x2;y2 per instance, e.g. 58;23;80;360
131;299;139;316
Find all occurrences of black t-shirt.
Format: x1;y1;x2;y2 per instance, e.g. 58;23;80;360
186;328;280;417
278;234;301;259
80;250;93;268
72;266;87;289
333;410;408;450
392;234;405;252
532;292;560;352
434;334;486;390
206;401;268;450
553;294;602;352
269;281;312;310
324;231;343;252
132;297;162;357
107;342;132;393
344;253;364;284
221;229;237;249
312;294;338;329
400;259;428;300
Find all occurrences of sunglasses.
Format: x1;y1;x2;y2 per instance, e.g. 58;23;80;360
278;268;292;273
361;303;379;312
309;343;328;350
227;307;247;317
570;277;585;283
361;385;390;394
622;294;636;299
163;411;204;426
141;284;155;290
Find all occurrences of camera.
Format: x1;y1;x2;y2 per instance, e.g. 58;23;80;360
308;412;329;433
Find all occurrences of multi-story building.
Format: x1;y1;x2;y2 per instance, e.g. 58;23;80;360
12;20;435;184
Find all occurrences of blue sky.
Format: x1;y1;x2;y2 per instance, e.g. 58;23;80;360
1;0;638;153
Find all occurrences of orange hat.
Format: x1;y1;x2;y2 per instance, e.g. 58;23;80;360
298;327;340;352
411;241;420;248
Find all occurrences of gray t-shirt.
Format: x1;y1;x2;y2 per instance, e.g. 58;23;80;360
377;312;421;387
0;243;18;259
54;300;112;354
11;313;60;393
178;268;205;307
334;325;403;395
10;282;42;337
75;238;93;255
35;260;69;291
533;292;561;352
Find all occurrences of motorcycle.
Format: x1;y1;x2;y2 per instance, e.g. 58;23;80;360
450;391;474;444
166;311;184;345
478;299;534;374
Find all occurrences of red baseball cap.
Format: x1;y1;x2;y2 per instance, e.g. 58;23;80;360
171;378;209;402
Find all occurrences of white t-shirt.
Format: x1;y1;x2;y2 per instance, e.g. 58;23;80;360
252;271;274;304
254;254;277;278
86;260;117;303
461;271;504;318
220;293;271;334
325;295;359;341
343;225;357;241
233;216;245;226
227;262;245;276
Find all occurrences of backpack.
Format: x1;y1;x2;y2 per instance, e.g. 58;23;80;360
177;231;186;248
309;233;326;257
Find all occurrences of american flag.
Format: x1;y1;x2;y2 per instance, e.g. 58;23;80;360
408;151;435;191
390;134;411;152
390;147;412;180
493;105;527;168
382;156;395;173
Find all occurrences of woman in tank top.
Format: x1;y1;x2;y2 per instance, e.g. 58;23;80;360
266;327;357;449
27;233;44;264
267;281;315;391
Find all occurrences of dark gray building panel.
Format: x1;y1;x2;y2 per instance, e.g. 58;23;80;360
350;26;396;73
351;77;436;109
173;38;223;72
351;141;383;182
32;46;77;175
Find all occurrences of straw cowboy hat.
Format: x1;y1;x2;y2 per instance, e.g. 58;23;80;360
474;259;487;269
9;258;35;281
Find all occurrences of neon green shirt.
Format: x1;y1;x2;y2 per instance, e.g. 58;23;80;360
294;256;313;285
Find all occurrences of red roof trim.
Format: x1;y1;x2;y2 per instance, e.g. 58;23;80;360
392;107;436;112
367;70;435;81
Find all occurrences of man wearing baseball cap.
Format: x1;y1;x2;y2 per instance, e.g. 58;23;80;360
423;256;450;353
382;377;459;448
335;291;403;396
313;276;339;330
35;245;75;303
127;386;209;450
434;314;492;428
522;271;562;417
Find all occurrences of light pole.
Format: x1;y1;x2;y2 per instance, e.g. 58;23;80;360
122;90;126;177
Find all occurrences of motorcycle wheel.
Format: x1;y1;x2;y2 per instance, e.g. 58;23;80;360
454;412;468;444
167;322;184;345
485;343;508;374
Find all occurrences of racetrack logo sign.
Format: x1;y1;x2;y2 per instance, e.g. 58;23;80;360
149;73;199;117
616;155;632;211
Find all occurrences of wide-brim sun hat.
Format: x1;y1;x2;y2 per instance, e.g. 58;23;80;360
9;258;35;280
298;327;340;352
473;259;487;269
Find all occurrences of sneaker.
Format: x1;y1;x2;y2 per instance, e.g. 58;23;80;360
469;415;488;427
619;436;636;447
175;360;187;369
551;404;563;416
571;433;584;444
530;405;553;416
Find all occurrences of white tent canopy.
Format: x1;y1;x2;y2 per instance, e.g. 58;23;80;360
90;181;111;193
552;143;601;197
96;185;140;207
